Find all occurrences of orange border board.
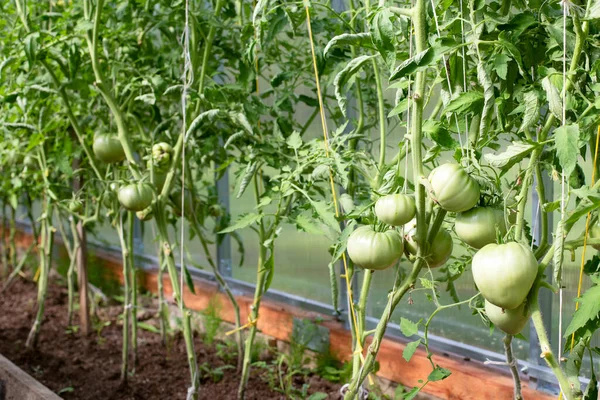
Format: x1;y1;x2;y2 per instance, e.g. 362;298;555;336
9;228;554;400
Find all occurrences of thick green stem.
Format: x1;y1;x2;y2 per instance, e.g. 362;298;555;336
503;335;523;400
1;202;7;278
26;199;54;349
373;59;387;187
127;212;138;369
84;0;140;178
514;149;539;242
68;217;81;326
8;206;16;269
154;206;199;398
117;212;131;383
157;248;168;345
529;283;574;399
238;175;269;399
533;163;549;258
351;269;373;384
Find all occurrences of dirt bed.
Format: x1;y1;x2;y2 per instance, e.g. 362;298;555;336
0;278;342;399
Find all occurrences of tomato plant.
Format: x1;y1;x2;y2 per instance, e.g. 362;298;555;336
118;183;154;212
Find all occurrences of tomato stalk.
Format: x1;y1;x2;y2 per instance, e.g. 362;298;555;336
8;205;17;270
503;335;523;400
157;249;169;345
116;211;133;383
25;198;54;349
83;0;141;180
343;0;431;395
127;212;139;370
154;205;200;398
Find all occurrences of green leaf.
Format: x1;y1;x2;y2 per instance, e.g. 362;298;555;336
311;200;340;233
399;317;420;337
236;161;259;198
565;339;585;394
444;91;484;114
371;8;395;68
404;386;422;400
427;366;451;382
307;393;328;400
389;48;432;81
519;91;539;133
542;76;562;120
492;54;510;80
589;1;600;19
555;124;580;178
228;111;253;135
323;33;372;57
403;339;421;362
334;55;376;117
219;213;263;233
423;121;457;149
484;142;537;172
286;131;302;150
583;369;598;400
564;284;600;337
477;63;494;139
295;214;322;235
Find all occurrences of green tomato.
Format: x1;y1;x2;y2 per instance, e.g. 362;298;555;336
405;224;453;268
428;163;480;213
347;226;404;271
152;142;173;170
472;242;537;310
589;223;600;251
170;189;195;218
69;200;83;214
375;194;416;227
118;183;154;211
485;300;529;335
455;207;506;249
93;134;126;164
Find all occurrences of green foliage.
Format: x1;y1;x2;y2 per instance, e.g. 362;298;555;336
202;298;222;346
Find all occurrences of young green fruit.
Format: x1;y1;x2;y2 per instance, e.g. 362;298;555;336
93;134;126;164
428;163;480;213
472;242;537;310
151;142;173;170
69;200;83;214
405;225;453;268
118;183;154;211
455;207;506;249
375;194;416;227
347;226;404;271
485;300;529;335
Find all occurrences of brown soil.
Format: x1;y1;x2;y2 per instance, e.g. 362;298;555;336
0;278;342;399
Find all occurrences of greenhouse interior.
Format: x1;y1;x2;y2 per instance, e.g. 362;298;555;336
1;0;600;399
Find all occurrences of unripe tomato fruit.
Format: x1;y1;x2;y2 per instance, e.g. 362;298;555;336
428;163;480;213
152;142;173;170
472;242;537;310
485;300;529;335
405;226;453;268
69;200;83;213
347;226;404;271
93;134;126;164
588;223;600;251
455;207;506;249
118;183;154;211
375;194;416;227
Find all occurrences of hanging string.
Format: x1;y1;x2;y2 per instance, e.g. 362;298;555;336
180;0;193;310
430;0;466;159
304;0;370;382
557;1;568;372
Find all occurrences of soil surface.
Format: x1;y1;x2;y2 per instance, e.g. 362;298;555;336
0;278;342;399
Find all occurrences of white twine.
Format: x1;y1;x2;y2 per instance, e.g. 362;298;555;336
430;0;466;158
484;358;518;368
557;0;569;368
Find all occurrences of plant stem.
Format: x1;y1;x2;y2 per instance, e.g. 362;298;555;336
68;217;81;327
351;269;373;382
514;148;539;242
503;335;523;400
8;206;16;269
238;175;269;399
154;206;200;398
529;282;574;399
117;212;131;383
533;163;549;258
127;212;138;370
373;59;387;187
26;198;54;349
157;246;168;345
84;0;140;178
